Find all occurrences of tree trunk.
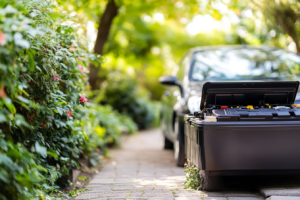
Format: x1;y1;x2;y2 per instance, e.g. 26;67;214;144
89;0;119;89
275;6;300;54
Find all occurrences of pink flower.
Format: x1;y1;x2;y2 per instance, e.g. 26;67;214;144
78;57;82;60
80;94;88;104
56;46;58;50
78;64;84;75
0;32;5;46
53;73;59;81
66;109;73;117
69;46;76;53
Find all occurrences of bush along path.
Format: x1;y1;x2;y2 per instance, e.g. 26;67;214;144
0;0;137;199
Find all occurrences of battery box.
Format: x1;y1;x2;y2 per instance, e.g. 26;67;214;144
185;81;300;175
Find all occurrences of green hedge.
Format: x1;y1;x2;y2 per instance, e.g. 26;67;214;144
100;71;159;129
79;103;137;163
0;0;106;199
0;0;138;198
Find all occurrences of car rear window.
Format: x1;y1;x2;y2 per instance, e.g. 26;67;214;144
191;48;300;81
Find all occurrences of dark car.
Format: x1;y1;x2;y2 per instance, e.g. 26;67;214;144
159;45;300;166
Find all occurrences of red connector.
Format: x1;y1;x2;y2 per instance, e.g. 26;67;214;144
220;106;228;109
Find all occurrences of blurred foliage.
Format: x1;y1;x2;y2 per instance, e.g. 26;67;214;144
0;137;46;200
184;164;201;190
227;0;300;53
0;0;94;198
62;0;200;24
103;17;239;100
58;0;299;103
80;103;137;151
59;0;242;101
99;70;159;129
55;0;241;131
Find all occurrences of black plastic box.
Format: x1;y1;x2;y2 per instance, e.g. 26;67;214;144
185;81;300;177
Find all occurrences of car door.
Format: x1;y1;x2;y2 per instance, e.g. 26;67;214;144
161;52;191;142
161;86;178;141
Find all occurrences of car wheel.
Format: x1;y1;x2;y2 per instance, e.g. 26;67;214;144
174;117;185;167
164;136;173;149
200;170;223;191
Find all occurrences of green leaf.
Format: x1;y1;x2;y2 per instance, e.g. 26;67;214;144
35;66;42;71
17;95;30;104
14;33;30;48
4;5;18;14
0;154;14;166
35;165;47;173
56;107;64;115
35;142;47;158
0;139;8;151
27;50;35;72
3;98;16;114
0;113;6;123
0;171;9;183
15;114;30;128
78;176;87;181
47;151;58;159
60;157;69;161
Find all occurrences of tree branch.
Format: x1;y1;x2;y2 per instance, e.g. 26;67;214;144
89;0;119;89
275;5;300;54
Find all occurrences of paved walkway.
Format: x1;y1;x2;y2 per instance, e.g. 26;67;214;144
75;129;300;200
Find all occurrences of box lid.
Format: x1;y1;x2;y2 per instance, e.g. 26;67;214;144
200;81;299;110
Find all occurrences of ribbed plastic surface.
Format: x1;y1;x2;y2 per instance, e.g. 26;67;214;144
184;115;202;169
185;117;300;172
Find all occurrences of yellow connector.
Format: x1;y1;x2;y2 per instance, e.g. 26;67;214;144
292;104;300;108
237;106;239;108
246;105;254;109
265;103;271;108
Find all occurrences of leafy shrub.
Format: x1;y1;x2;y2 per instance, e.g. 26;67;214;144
0;0;101;198
101;71;158;129
80;103;137;152
0;137;46;200
184;164;201;190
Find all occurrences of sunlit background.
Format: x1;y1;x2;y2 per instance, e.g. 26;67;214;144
55;0;300;128
59;0;298;101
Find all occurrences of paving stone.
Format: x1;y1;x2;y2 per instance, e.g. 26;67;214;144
261;187;300;197
94;198;124;200
229;197;264;200
127;198;171;200
75;191;130;199
126;198;149;200
174;193;203;197
130;192;174;198
266;196;300;200
84;188;113;193
175;197;227;200
203;192;258;197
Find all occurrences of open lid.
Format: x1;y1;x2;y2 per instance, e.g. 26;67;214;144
200;81;300;110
